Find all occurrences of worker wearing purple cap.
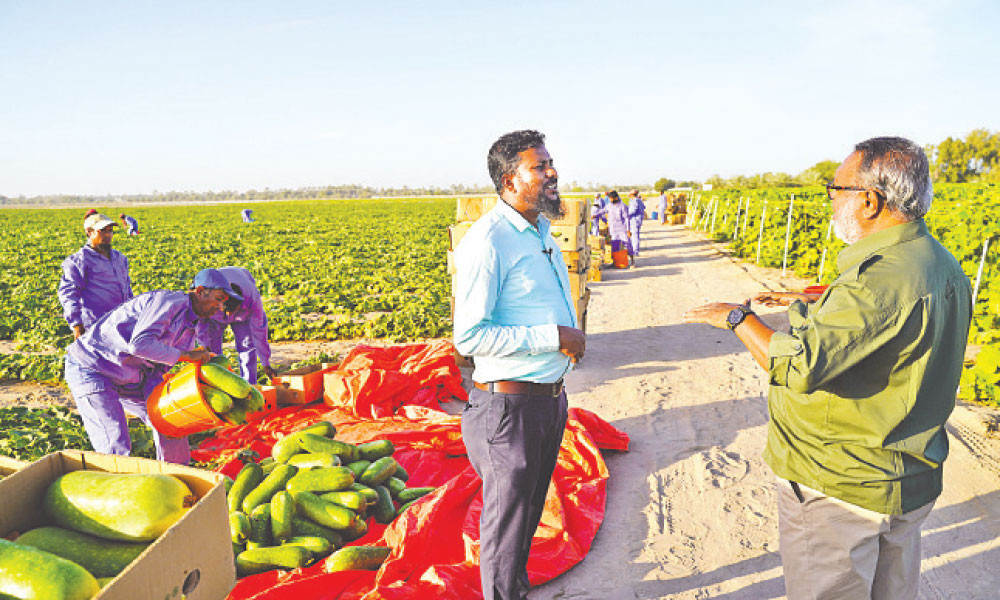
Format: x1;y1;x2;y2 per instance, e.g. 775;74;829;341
197;267;276;383
63;268;242;464
58;212;134;340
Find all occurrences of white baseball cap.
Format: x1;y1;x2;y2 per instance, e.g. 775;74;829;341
83;213;116;232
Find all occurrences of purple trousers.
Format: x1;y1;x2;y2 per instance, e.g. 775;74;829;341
64;355;190;464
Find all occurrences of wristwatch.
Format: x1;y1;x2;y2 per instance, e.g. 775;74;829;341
726;304;754;330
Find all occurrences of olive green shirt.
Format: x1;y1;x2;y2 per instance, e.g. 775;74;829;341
763;219;972;514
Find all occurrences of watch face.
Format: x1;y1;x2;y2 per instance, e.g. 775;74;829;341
727;307;745;328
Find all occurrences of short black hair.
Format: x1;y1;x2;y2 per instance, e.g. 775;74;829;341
487;130;546;194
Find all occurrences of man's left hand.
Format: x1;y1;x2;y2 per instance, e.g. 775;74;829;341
263;365;278;379
682;302;745;330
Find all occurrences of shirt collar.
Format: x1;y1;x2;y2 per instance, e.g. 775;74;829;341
495;198;550;236
837;218;930;273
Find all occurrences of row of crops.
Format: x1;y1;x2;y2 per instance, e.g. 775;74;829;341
0;198;456;383
686;184;1000;408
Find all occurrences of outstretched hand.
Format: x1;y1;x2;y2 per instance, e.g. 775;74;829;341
682;302;744;330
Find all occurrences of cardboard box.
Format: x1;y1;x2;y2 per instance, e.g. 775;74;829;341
574;288;591;323
568;272;588;300
667;213;686;225
455;197;497;223
0;455;26;478
562;246;591;274
550;197;590;226
271;363;337;405
446;250;456;275
588;266;603;282
588;235;605;251
448;222;475;250
0;451;234;600
550;223;587;252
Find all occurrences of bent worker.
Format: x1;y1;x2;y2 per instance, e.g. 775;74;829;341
683;136;971;599
454;129;585;600
197;266;277;383
119;213;139;235
64;268;243;464
241;208;255;223
58;212;134;340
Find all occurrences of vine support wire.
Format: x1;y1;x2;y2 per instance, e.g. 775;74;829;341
756;200;767;264
972;237;991;308
781;194;795;277
689;196;700;228
817;219;834;282
710;198;719;233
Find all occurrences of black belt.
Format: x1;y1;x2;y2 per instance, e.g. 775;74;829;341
473;379;564;397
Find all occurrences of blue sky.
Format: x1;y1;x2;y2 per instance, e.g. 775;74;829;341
1;0;997;196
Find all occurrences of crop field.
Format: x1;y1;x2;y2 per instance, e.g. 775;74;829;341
0;198;456;383
687;183;1000;407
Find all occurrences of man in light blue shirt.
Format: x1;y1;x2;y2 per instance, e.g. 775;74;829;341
64;268;240;464
454;129;585;600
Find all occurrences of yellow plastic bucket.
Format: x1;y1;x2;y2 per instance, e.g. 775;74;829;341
147;362;225;438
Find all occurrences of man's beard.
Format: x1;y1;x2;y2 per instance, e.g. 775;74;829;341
94;242;112;253
832;204;862;244
529;183;564;219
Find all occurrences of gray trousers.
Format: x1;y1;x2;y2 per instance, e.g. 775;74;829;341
462;387;568;600
776;477;934;600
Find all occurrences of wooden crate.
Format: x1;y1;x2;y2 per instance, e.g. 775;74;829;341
588;265;603;282
588;234;605;251
667;213;686;225
550;223;587;251
550;197;590;226
562;246;591;274
568;272;588;299
447;250;456;275
448;222;475;250
574;288;591;323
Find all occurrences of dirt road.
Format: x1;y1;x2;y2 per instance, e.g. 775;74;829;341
531;223;1000;599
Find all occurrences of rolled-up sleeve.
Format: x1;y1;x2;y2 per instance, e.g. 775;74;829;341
768;283;909;393
58;254;85;327
453;241;559;358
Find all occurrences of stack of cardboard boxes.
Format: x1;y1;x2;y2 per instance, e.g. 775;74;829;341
665;192;688;225
448;197;591;331
587;234;605;282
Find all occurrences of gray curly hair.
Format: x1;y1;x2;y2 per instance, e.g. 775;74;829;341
854;136;932;221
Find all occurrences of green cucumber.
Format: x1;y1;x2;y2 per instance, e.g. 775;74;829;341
298;433;360;462
246;503;272;549
241;464;297;514
372;485;395;525
0;538;100;600
270;491;294;543
323;545;391;573
385;477;406;499
282;536;332;557
287;452;341;470
294;420;337;437
286;466;354;495
15;526;150;579
230;511;251;544
357;439;395;461
345;460;371;480
340;515;368;542
393;464;410;482
236;545;312;578
291;518;343;549
203;386;234;413
397;487;436;503
396;499;417;517
319;490;366;512
208;354;232;369
246;386;265;412
200;363;252;398
292;492;358;531
359;456;398;487
349;482;380;506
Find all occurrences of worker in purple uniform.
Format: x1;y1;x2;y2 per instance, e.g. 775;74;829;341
627;189;646;263
601;190;630;262
63;268;242;464
590;197;606;236
58;212;134;340
197;266;277;383
119;214;139;235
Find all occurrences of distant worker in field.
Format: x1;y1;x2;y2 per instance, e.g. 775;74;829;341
590;195;606;235
454;129;585;600
119;213;139;235
197;266;277;384
58;211;134;340
64;268;241;464
627;189;645;262
658;190;668;225
683;136;972;600
241;208;255;223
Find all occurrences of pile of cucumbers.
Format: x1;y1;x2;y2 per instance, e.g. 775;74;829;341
200;356;265;426
226;420;436;577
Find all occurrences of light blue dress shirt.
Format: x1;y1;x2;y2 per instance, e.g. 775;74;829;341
453;199;577;384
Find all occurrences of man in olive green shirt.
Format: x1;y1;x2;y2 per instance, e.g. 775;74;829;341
684;136;971;600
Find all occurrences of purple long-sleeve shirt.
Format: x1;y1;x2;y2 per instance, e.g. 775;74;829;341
596;201;630;242
198;267;271;368
67;290;205;387
628;197;646;227
58;245;134;328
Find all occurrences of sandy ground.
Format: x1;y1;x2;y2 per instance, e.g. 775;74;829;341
528;223;1000;599
2;222;998;599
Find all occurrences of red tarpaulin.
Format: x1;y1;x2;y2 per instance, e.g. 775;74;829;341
191;341;629;600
